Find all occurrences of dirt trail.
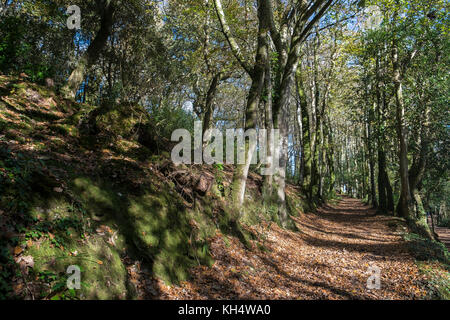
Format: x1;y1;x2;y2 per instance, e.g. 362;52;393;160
428;216;450;251
435;228;450;251
143;197;428;300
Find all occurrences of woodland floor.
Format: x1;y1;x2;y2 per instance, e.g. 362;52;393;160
135;198;431;300
0;75;446;300
428;217;450;251
434;227;450;251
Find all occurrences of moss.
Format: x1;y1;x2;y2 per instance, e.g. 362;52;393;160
127;192;214;284
240;201;264;226
12;82;28;91
416;261;450;300
70;177;214;286
65;105;94;127
15;188;129;299
408;217;435;241
187;209;216;241
96;103;149;139
76;237;128;299
403;232;449;266
48;124;70;136
72;177;117;221
26;235;128;300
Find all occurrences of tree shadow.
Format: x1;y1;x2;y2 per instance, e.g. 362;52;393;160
0;133;216;299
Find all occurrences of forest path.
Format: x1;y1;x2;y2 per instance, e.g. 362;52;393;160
142;197;428;299
429;217;450;250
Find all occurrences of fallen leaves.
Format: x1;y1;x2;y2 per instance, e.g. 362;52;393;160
16;256;34;269
96;225;113;235
70;250;78;257
13;246;23;256
107;232;118;247
14;255;34;275
143;198;429;300
0;79;434;300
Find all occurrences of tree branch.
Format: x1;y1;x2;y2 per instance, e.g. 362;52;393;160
291;0;335;50
213;0;253;75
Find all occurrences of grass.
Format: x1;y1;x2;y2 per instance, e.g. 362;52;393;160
403;232;449;265
26;235;128;300
416;261;450;300
403;232;450;300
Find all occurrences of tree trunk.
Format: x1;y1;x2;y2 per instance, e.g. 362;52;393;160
376;53;388;213
325;117;335;195
392;36;414;219
296;67;311;193
407;105;434;239
295;84;305;187
367;102;377;208
62;0;116;99
318;119;325;200
376;53;395;213
262;57;274;197
202;73;220;147
218;0;269;208
308;37;320;202
274;104;289;227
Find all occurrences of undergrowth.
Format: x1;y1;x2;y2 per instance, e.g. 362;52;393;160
403;232;450;300
0;74;312;299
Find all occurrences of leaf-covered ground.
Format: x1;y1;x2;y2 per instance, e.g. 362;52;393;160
1;75;448;300
431;219;450;251
137;198;439;300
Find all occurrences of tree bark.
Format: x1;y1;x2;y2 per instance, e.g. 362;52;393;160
296;66;311;193
262;57;274;197
392;34;414;219
202;73;221;145
214;0;269;208
62;0;116;99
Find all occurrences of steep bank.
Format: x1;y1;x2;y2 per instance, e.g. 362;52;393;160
0;75;447;300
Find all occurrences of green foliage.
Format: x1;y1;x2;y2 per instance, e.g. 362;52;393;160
148;103;196;140
24;217;83;248
72;177;214;285
0;147;45;214
402;230;449;299
0;15;58;82
27;235;126;300
438;218;450;228
213;163;225;195
416;261;450;300
0;245;15;299
403;233;449;266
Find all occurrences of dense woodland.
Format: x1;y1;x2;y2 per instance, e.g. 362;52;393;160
0;0;449;300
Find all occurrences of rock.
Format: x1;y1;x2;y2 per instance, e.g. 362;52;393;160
25;88;42;103
195;174;214;196
136;123;159;151
45;78;55;88
15;255;34;275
